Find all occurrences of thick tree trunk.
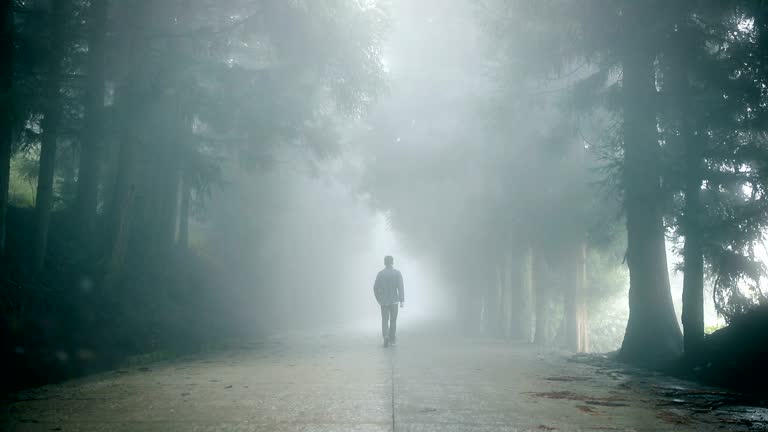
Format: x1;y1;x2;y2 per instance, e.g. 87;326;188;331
138;149;181;264
0;0;12;256
135;0;188;263
103;0;150;287
680;100;704;355
682;178;704;354
103;106;137;287
102;175;134;290
75;0;108;239
0;126;8;256
33;120;60;270
669;23;706;356
33;0;70;271
618;24;683;365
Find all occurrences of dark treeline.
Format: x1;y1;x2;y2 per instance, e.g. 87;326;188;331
1;0;386;391
485;0;768;369
2;0;768;394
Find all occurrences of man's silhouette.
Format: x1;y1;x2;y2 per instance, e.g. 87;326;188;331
374;255;404;347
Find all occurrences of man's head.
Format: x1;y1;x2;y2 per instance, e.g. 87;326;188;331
384;255;394;268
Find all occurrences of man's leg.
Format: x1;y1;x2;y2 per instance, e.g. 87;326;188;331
389;304;399;344
380;305;390;345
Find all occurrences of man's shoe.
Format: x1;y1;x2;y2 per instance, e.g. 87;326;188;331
383;338;389;348
389;339;396;346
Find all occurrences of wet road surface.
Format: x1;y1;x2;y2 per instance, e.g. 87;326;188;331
2;329;762;431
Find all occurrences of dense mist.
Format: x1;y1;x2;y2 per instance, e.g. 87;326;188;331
4;0;768;409
202;154;452;336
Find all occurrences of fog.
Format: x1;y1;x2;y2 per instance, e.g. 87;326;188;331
5;0;768;404
202;155;452;337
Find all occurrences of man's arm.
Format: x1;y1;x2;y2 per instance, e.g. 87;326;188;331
373;272;382;304
397;271;404;304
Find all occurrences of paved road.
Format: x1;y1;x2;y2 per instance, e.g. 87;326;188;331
1;330;757;431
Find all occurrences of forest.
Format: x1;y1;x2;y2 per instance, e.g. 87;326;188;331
2;0;768;400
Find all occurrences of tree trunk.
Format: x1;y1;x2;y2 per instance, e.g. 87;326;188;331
139;149;181;264
484;259;503;336
103;102;137;288
102;0;150;288
501;251;519;339
0;126;8;257
682;173;704;355
0;0;12;256
75;0;108;239
33;0;70;271
577;242;588;352
33;121;59;270
564;241;588;352
618;12;683;365
533;248;549;345
102;180;134;290
677;75;705;356
562;134;589;353
135;0;188;263
669;20;706;357
508;247;534;342
178;173;191;249
161;165;181;256
456;265;483;335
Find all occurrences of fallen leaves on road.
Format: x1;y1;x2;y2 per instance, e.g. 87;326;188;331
526;391;627;404
576;405;600;415
526;390;628;417
545;376;591;382
585;400;629;407
656;409;692;425
527;391;583;400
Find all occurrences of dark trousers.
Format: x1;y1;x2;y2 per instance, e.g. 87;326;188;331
380;304;399;341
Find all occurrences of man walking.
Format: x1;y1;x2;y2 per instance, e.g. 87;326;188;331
374;255;404;347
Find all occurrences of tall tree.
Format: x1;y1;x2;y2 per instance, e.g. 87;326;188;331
102;0;150;288
75;0;108;239
0;0;12;256
617;1;683;364
532;248;550;345
177;169;191;249
32;0;73;271
101;0;387;285
662;5;708;356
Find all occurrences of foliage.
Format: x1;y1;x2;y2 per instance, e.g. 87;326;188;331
0;0;389;391
478;0;768;339
8;155;36;207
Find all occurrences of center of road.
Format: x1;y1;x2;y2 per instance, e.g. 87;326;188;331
390;351;397;431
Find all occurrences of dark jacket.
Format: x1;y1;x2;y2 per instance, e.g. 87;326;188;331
374;267;404;306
